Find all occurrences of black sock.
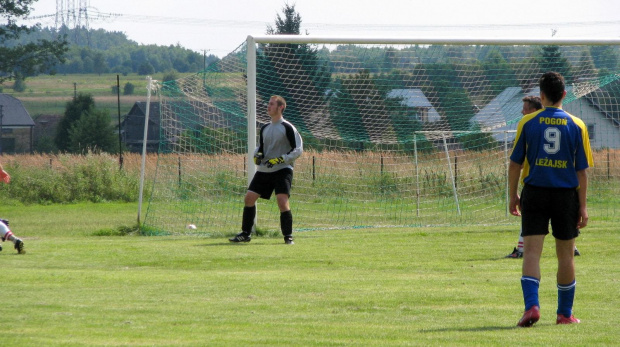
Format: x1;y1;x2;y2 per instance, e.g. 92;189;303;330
241;206;256;234
280;210;293;237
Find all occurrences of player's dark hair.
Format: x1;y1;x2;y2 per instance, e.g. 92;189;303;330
522;95;542;110
539;71;565;104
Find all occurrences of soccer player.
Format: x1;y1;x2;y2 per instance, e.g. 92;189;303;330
0;162;25;254
506;95;580;258
229;95;303;245
509;72;592;327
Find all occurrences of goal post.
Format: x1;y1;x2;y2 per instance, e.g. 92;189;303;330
141;36;620;235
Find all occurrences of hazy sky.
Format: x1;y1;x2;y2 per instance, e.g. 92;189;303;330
23;0;620;57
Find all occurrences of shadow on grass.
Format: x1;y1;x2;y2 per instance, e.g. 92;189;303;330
419;325;519;333
200;241;292;247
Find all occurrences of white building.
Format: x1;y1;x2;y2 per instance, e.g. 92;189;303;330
471;86;620;149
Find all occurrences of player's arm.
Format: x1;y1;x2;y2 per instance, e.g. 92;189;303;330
508;160;522;216
283;130;303;163
576;169;589;229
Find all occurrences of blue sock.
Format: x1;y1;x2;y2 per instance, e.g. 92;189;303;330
557;280;576;318
521;276;540;310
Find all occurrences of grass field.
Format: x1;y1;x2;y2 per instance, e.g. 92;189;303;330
0;73;190;117
1;202;618;346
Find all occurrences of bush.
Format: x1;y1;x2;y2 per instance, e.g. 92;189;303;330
162;70;178;83
12;77;26;92
0;153;142;204
123;82;135;95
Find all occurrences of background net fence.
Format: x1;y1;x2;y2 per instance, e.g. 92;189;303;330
142;39;620;235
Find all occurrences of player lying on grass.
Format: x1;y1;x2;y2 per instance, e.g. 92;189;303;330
0;163;25;254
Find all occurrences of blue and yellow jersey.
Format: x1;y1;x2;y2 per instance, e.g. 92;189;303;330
510;107;593;188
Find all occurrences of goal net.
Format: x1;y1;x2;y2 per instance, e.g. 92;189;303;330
142;37;620;236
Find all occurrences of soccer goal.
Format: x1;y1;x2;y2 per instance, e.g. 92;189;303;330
140;36;620;235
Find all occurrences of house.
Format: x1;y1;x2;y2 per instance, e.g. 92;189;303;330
387;89;441;123
121;100;245;153
121;102;161;153
0;94;35;153
471;86;620;149
33;114;62;140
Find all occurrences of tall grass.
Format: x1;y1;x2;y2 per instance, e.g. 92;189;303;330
1;149;618;230
0;152;155;204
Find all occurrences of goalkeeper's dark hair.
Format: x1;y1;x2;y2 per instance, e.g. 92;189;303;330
539;71;565;104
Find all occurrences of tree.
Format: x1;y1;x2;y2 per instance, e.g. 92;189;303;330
92;52;108;75
12;73;26;92
0;0;68;82
138;61;155;75
539;45;572;82
68;108;117;153
576;50;598;81
590;45;619;74
257;4;331;137
123;82;135;95
55;93;96;152
266;4;302;35
329;71;372;145
481;49;518;94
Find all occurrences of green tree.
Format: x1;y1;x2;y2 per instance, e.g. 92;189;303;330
12;73;26;92
68;108;117;153
123;82;135;95
266;4;302;35
162;69;179;83
55;93;96;152
0;0;68;82
258;4;331;137
92;52;108;75
539;45;572;82
138;61;155;75
418;63;475;132
481;49;518;94
329;70;374;146
576;50;598;80
590;45;619;72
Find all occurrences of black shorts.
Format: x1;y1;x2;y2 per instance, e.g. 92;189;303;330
520;184;580;240
248;168;293;200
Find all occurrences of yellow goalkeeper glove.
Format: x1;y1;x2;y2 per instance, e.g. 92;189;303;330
266;157;285;168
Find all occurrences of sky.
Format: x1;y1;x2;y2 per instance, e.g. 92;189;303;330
21;0;620;57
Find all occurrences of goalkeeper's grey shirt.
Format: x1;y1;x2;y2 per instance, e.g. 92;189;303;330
255;118;303;173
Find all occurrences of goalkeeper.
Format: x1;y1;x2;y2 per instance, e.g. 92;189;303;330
0;162;25;254
230;95;303;244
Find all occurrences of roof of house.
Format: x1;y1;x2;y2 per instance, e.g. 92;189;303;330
471;83;620;143
125;101;161;124
387;89;434;108
387;89;441;121
0;94;35;127
471;86;583;132
470;87;527;132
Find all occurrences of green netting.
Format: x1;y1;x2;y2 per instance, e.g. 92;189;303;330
143;40;620;236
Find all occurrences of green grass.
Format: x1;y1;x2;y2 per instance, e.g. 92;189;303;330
0;73;191;117
1;202;619;346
